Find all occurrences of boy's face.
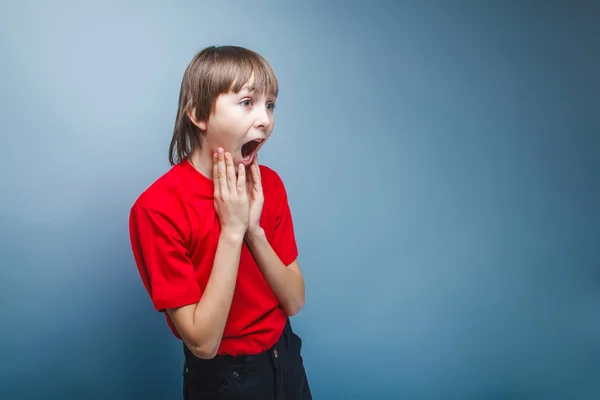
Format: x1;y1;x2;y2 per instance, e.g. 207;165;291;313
195;80;276;168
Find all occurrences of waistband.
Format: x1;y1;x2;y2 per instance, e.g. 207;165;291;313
183;317;292;372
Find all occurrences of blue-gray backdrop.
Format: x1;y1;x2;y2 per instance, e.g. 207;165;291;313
1;1;599;399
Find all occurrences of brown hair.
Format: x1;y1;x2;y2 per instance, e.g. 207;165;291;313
168;45;279;165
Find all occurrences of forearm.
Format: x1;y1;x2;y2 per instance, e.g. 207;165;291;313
169;229;243;358
245;228;305;316
193;230;243;349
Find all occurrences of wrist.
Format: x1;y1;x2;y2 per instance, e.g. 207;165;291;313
220;227;246;244
245;226;265;242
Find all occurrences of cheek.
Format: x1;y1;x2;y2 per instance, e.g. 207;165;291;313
268;117;275;133
205;121;244;150
265;124;274;139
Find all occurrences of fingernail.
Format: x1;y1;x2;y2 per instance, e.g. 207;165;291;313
218;147;223;154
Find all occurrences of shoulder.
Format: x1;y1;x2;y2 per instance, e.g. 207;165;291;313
130;165;187;222
259;164;286;191
259;164;293;211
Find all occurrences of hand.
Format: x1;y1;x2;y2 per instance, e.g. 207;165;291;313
246;155;264;236
213;147;249;238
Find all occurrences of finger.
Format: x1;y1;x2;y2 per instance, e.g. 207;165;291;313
217;147;228;197
245;168;253;199
252;155;262;185
212;153;219;197
246;164;253;186
225;152;237;195
236;163;247;196
251;158;262;190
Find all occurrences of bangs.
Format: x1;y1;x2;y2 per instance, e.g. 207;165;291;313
213;49;279;97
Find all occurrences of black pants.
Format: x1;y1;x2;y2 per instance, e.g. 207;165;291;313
183;318;312;399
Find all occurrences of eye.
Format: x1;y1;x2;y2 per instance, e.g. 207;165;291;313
240;99;252;107
266;102;276;111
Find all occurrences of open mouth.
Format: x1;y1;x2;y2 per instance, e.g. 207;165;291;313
241;139;264;160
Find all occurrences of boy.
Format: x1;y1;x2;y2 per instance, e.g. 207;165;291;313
128;45;312;399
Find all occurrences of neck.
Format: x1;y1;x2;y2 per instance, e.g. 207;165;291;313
188;145;214;180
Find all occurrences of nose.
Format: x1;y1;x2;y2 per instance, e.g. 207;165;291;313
253;106;273;130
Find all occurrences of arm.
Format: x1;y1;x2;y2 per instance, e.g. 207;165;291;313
245;229;305;316
130;205;244;360
167;229;243;359
131;150;249;360
168;151;249;359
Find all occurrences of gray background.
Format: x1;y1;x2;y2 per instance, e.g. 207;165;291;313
1;0;599;398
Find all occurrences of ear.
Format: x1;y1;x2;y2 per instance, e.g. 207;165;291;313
186;108;207;131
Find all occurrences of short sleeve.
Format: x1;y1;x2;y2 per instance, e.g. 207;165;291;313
129;205;201;311
269;171;299;267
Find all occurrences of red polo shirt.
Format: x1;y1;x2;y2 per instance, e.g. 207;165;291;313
128;161;298;356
